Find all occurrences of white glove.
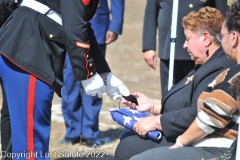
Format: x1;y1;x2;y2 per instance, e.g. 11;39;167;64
105;73;130;100
81;73;105;98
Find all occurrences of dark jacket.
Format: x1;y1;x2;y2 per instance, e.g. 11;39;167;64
142;0;229;60
0;0;111;97
160;47;236;139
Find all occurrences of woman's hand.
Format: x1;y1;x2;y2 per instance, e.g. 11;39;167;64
122;92;152;112
133;116;161;137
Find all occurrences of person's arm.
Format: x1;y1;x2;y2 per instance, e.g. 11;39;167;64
179;120;207;146
105;0;125;44
170;119;207;148
142;0;158;52
61;0;110;80
142;0;159;69
108;0;124;34
61;1;129;100
61;0;113;98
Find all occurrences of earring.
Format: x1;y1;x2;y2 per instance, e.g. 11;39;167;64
206;47;209;57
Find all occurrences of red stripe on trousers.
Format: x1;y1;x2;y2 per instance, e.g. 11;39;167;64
28;75;36;160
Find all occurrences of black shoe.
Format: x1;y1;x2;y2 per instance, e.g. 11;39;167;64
61;137;80;145
81;138;100;148
81;137;112;148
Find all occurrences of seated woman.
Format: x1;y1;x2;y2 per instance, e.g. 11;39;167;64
114;7;236;160
167;2;240;159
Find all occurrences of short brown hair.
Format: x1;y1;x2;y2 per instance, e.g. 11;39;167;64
182;7;224;44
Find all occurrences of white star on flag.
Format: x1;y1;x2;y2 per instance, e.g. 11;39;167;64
110;108;162;140
133;116;141;121
123;115;132;126
126;109;139;114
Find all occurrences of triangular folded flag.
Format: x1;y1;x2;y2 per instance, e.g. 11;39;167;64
110;108;161;140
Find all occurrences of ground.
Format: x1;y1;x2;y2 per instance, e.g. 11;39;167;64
0;0;161;159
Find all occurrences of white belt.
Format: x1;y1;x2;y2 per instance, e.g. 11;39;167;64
20;0;62;25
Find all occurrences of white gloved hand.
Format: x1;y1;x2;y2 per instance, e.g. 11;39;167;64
81;73;105;98
105;73;130;100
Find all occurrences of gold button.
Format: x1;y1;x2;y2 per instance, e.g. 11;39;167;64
89;63;92;67
86;54;89;58
90;72;93;75
49;34;54;39
189;4;193;8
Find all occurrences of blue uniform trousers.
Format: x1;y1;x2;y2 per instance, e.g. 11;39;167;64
61;45;106;139
0;55;53;160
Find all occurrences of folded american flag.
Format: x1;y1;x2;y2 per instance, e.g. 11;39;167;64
110;108;162;140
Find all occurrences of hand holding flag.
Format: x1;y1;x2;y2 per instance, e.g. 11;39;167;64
110;108;161;140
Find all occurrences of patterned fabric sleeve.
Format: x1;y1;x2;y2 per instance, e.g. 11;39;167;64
196;90;236;132
196;68;238;139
